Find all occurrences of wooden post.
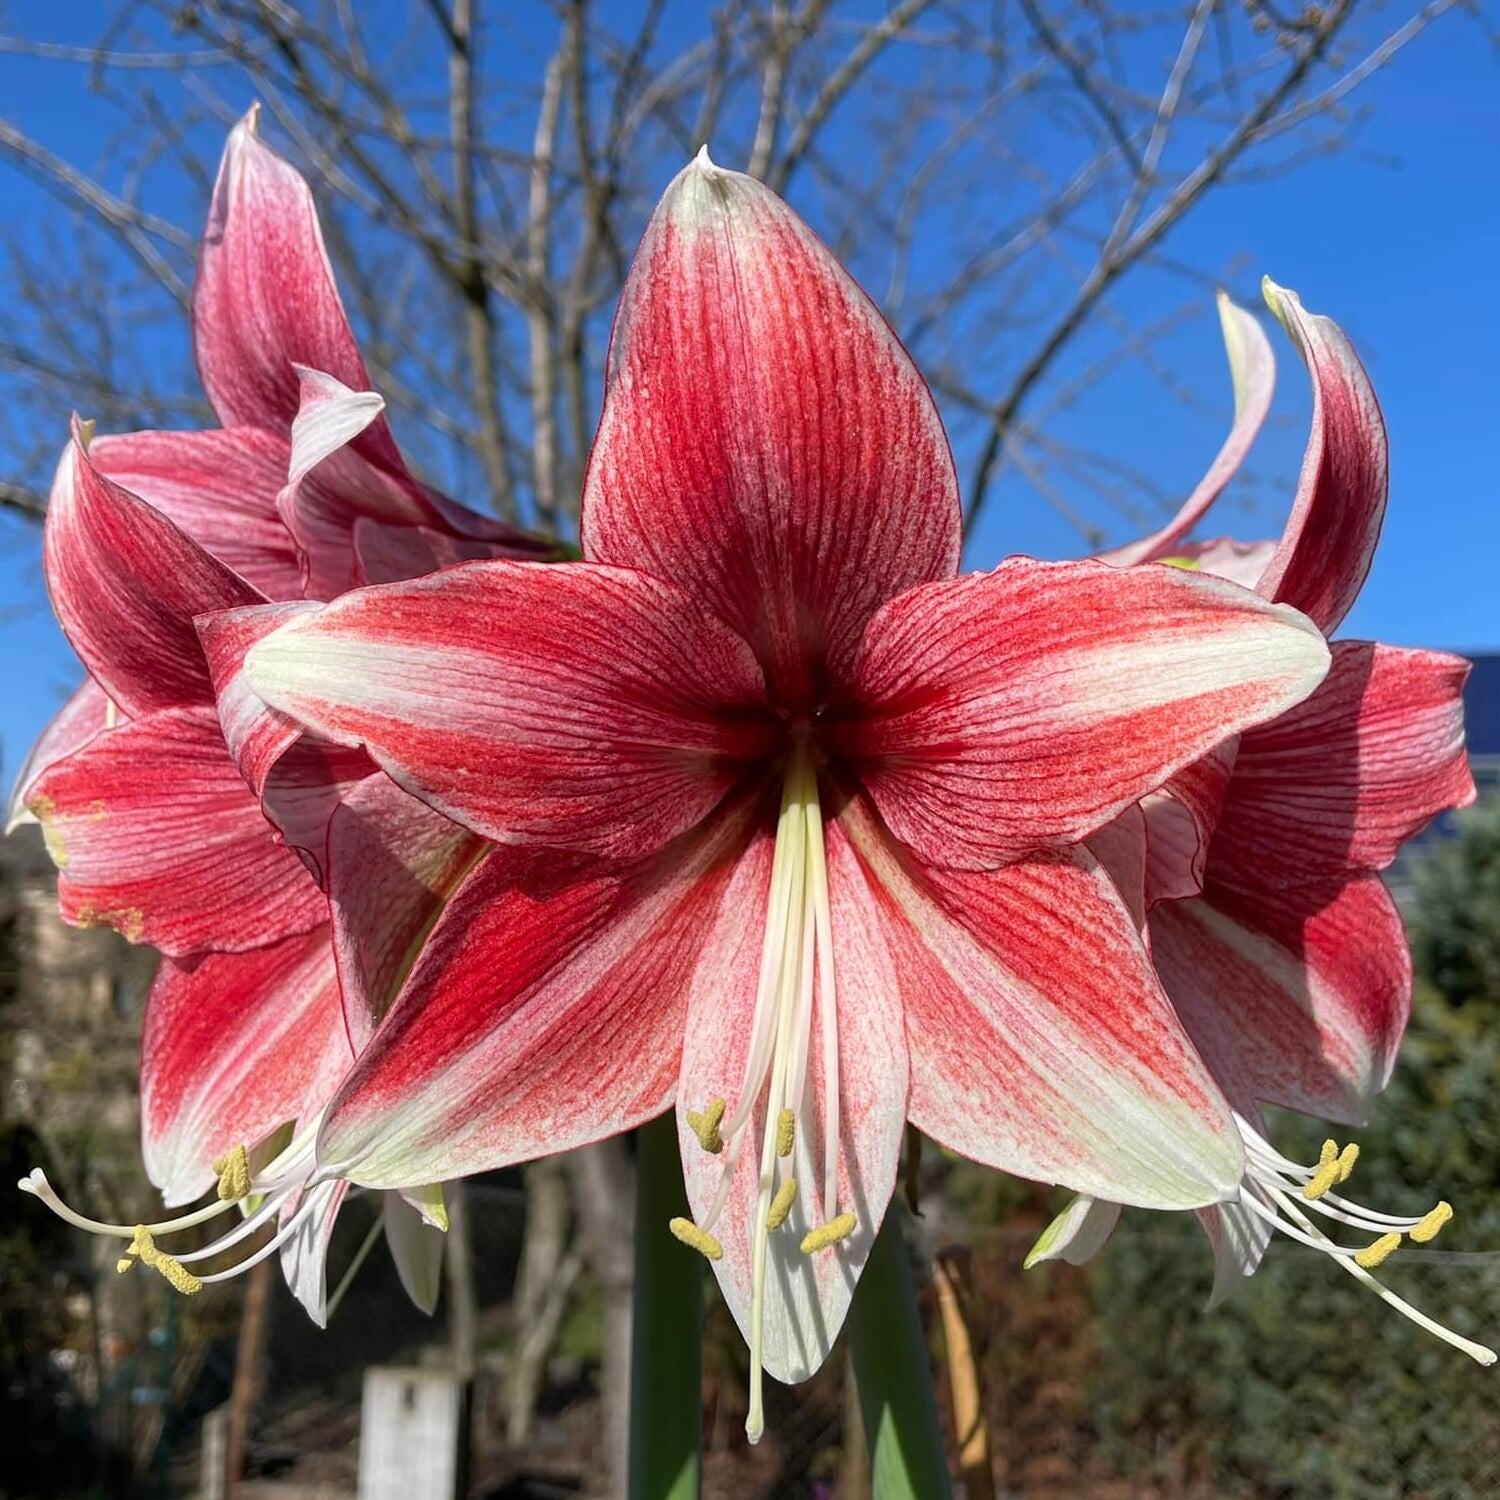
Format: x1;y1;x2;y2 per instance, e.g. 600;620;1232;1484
225;1258;274;1491
199;1405;229;1500
357;1367;465;1500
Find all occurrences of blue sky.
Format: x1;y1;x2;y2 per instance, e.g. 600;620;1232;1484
0;5;1496;783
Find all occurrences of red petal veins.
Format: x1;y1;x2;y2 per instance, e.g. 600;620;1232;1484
1210;642;1475;890
28;705;326;957
581;154;960;703
194;111;402;474
1150;873;1410;1124
1137;740;1239;907
841;557;1328;869
1098;293;1275;568
837;795;1242;1209
246;561;777;861
8;677;117;831
88;428;305;600
278;366;552;598
1256;281;1388;633
314;792;769;1187
198;600;375;874
326;775;484;1050
44;428;263;716
142;928;353;1204
353;517;527;586
200;600;323;794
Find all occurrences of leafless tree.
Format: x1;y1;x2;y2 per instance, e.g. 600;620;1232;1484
0;0;1478;1490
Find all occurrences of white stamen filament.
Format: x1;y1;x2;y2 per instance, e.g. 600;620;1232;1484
1273;1187;1496;1366
693;739;844;1447
1232;1119;1495;1366
19;1116;333;1295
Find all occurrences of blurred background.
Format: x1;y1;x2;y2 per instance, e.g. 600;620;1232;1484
0;1;1496;1495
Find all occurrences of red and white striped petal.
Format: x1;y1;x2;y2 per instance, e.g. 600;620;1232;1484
1098;294;1275;568
88;428;305;600
194;110;402;475
313;794;766;1188
142;928;352;1204
842;557;1328;869
1084;806;1148;932
1210;642;1474;890
840;796;1244;1209
7;677;117;831
677;810;908;1383
326;774;484;1050
199;600;375;872
45;426;262;716
353;517;524;586
199;600;323;794
581;152;960;703
28;706;326;956
246;561;776;860
1150;873;1409;1124
1256;281;1388;633
1137;740;1239;907
276;367;546;597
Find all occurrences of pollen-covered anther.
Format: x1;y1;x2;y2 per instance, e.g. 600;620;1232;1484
775;1108;795;1158
766;1177;798;1231
1336;1143;1359;1182
686;1098;726;1154
215;1144;252;1202
668;1216;724;1261
115;1254;136;1275
801;1213;857;1255
128;1226;203;1295
1411;1201;1453;1244
1318;1138;1339;1169
1301;1161;1341;1201
1354;1231;1402;1270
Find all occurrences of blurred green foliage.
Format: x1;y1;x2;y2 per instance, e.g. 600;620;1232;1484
1081;813;1500;1498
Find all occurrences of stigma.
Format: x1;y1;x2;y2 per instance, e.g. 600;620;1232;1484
1233;1115;1494;1365
672;738;855;1444
19;1123;327;1294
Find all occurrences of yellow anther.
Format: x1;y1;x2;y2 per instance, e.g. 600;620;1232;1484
116;1255;136;1275
1411;1201;1453;1244
686;1098;726;1154
1354;1232;1402;1270
800;1213;857;1255
215;1144;252;1202
1336;1143;1359;1182
1302;1162;1341;1201
128;1227;202;1295
1318;1139;1339;1169
766;1178;798;1231
776;1108;795;1158
668;1217;724;1261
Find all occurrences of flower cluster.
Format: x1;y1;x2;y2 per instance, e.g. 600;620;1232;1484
14;115;1487;1435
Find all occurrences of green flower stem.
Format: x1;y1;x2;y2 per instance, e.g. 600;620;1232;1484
848;1208;951;1500
628;1113;702;1500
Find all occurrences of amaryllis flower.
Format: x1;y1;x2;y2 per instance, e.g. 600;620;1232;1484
16;427;448;1323
245;152;1329;1434
10;108;549;841
1034;285;1489;1366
